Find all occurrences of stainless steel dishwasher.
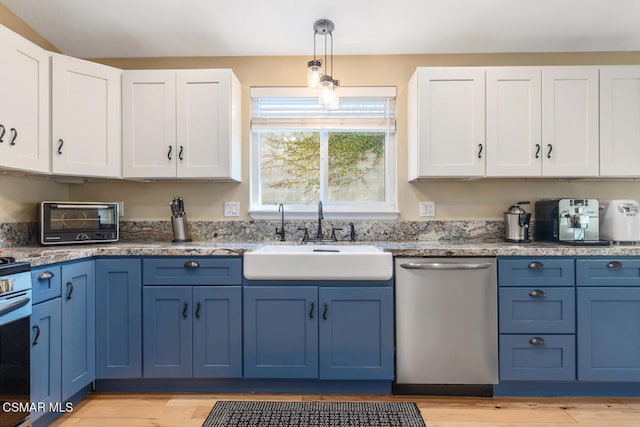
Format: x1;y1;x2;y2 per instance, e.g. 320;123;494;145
394;257;498;395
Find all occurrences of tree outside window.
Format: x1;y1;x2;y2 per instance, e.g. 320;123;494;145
259;131;385;206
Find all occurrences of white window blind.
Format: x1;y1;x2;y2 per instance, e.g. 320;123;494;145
251;88;396;131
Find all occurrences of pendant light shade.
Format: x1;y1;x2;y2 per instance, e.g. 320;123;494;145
307;19;339;110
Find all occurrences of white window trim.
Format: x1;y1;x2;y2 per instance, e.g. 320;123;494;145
249;87;398;220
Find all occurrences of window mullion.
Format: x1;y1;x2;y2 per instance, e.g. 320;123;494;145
319;131;329;203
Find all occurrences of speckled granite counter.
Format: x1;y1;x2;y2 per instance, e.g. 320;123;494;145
4;241;640;267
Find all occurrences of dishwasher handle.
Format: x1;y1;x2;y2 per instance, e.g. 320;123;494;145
399;262;494;270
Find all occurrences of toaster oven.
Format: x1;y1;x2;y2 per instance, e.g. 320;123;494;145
40;201;119;245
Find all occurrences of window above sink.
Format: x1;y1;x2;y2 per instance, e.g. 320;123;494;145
249;87;398;221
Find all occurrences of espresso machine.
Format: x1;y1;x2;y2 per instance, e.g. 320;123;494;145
535;199;608;245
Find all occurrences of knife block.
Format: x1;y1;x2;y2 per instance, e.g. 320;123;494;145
171;215;191;243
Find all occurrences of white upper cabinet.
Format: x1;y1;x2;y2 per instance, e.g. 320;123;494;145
122;69;241;181
541;67;599;177
408;67;486;179
600;66;640;177
122;70;176;178
0;25;50;174
51;54;122;178
486;67;542;177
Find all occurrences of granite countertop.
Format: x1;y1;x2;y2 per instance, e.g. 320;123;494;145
4;240;640;267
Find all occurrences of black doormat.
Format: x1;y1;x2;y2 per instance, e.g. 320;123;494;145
202;400;426;427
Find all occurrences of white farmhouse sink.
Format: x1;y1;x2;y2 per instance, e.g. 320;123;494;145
243;244;393;281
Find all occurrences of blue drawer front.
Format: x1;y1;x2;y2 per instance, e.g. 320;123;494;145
499;287;575;334
143;257;241;285
498;258;574;287
499;334;576;382
576;258;640;286
31;265;62;304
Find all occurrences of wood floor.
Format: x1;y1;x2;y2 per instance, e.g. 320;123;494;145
49;392;640;426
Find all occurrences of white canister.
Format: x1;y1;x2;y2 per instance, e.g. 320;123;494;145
600;199;640;243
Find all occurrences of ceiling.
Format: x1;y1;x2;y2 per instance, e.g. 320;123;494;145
3;0;640;58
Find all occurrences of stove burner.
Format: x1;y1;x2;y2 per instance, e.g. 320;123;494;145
0;257;16;265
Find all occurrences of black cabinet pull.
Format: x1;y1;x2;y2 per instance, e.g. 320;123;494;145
477;143;483;159
195;302;201;319
184;261;200;269
309;302;314;319
529;337;545;346
178;145;184;160
529;289;546;298
38;271;55;281
167;145;173;160
322;303;328;320
528;261;544;269
66;281;73;300
57;139;64;155
32;325;41;346
607;261;624;269
182;302;189;319
535;144;541;159
9;128;17;145
546;144;553;159
0;124;5;142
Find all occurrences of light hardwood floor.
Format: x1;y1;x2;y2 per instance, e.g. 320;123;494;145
49;392;640;426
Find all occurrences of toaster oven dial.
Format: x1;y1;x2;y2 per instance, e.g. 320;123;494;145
76;233;90;241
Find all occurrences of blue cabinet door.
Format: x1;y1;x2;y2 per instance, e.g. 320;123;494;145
61;260;95;401
95;258;142;379
192;286;242;378
30;298;62;422
244;286;318;378
319;287;394;380
578;287;640;381
143;286;192;378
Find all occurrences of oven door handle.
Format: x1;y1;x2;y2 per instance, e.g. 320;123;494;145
0;294;31;317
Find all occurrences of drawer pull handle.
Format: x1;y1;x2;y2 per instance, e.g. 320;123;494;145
529;289;546;298
195;302;201;319
184;261;200;269
529;337;545;346
38;271;55;281
182;302;189;319
528;261;544;269
309;302;314;319
607;261;623;269
322;303;328;320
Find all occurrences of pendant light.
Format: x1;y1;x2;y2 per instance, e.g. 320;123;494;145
307;19;339;110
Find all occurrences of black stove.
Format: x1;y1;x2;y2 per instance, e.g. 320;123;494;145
0;255;32;427
0;257;31;276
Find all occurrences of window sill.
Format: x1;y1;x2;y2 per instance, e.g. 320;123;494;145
248;209;400;221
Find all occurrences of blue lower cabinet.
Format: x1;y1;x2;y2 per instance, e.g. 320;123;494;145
319;287;394;380
143;285;242;378
192;286;242;378
243;286;318;378
30;298;62;422
499;334;576;381
243;284;394;381
577;287;640;382
95;259;142;379
61;260;95;401
143;286;193;378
